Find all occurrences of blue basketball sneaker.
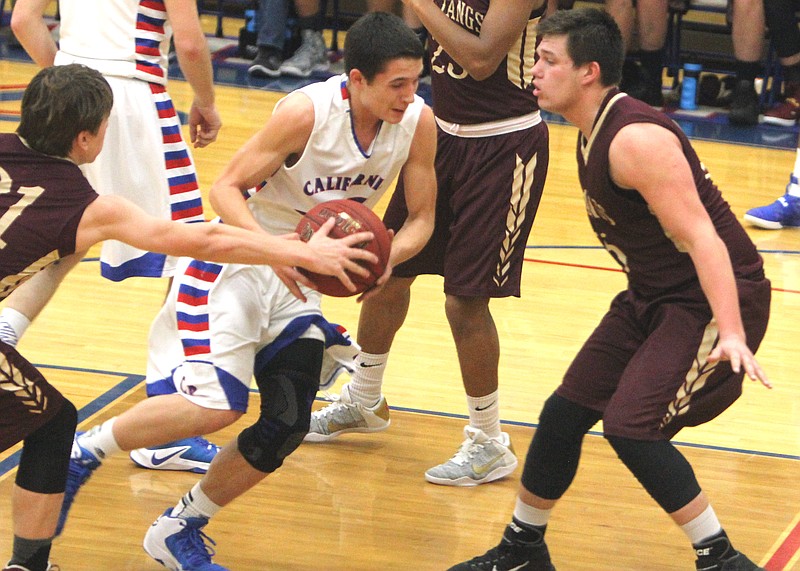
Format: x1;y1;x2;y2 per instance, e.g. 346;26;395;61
744;191;800;229
56;432;101;536
143;508;228;571
129;437;220;474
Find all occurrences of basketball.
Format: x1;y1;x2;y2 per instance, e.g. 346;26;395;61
295;199;392;297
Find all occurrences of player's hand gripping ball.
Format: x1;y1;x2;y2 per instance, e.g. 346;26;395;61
295;199;391;297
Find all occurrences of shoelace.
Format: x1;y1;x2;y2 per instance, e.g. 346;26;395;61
316;398;353;418
176;522;218;567
188;436;219;452
450;437;485;466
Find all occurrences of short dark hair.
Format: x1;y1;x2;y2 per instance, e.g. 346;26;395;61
17;64;113;157
344;11;425;81
537;8;624;87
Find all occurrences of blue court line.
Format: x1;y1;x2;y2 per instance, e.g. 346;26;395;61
360;402;800;462
0;367;144;478
1;363;795;481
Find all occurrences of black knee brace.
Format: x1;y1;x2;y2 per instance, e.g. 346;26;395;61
605;435;702;513
239;339;322;473
522;393;602;500
16;400;77;494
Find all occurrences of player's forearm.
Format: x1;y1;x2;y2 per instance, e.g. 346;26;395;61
690;237;747;340
181;222;313;268
208;184;263;233
175;42;216;108
388;217;433;267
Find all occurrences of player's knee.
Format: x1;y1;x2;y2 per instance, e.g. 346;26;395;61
521;393;602;499
17;400;78;494
444;295;490;333
540;393;601;441
237;370;317;473
605;435;701;513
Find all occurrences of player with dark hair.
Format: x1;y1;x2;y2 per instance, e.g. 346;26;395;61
0;64;374;571
59;12;437;570
9;0;227;473
307;0;551;491
448;8;770;571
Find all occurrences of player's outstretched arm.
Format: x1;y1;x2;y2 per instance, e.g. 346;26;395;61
75;195;377;280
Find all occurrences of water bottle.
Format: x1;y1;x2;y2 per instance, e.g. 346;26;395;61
680;63;702;110
245;9;256;33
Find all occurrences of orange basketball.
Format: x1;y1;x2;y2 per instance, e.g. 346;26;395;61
295;199;392;297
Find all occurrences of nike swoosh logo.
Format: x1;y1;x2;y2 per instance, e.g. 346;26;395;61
475;401;496;411
474;454;504;477
492;563;529;571
151;448;187;466
359;362;383;368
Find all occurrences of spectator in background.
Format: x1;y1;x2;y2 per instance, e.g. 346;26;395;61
249;0;328;78
248;0;292;77
728;0;766;125
605;0;669;106
760;0;800;126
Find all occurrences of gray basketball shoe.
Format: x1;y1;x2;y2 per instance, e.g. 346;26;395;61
425;426;518;486
305;382;390;442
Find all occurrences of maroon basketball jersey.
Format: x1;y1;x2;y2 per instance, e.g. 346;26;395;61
429;0;544;124
577;90;764;299
0;134;98;299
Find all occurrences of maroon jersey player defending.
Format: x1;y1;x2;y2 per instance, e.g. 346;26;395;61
0;64;374;571
448;9;770;571
307;0;551;488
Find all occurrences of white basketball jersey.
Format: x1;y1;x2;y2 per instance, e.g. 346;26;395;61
55;0;172;85
247;74;425;235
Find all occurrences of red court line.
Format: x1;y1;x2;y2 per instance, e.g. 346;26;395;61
0;84;27;90
524;257;623;273
765;514;800;570
527;252;800;567
0;110;21;117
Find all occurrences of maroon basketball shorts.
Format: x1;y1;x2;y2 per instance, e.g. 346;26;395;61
556;277;771;440
384;120;549;298
0;342;67;452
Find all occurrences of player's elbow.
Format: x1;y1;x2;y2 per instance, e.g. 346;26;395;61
174;37;208;65
465;56;503;81
10;9;34;38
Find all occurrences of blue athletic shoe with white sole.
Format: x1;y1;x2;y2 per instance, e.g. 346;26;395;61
129;437;220;474
143;508;228;571
56;431;101;536
744;191;800;229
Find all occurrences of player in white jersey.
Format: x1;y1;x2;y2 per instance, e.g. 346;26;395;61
59;13;437;570
9;0;224;473
12;0;219;281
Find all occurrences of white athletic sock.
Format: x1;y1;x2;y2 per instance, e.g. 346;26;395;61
0;308;31;348
513;497;552;528
788;149;800;196
467;390;502;439
347;351;388;407
79;418;122;460
682;504;722;545
172;482;221;520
